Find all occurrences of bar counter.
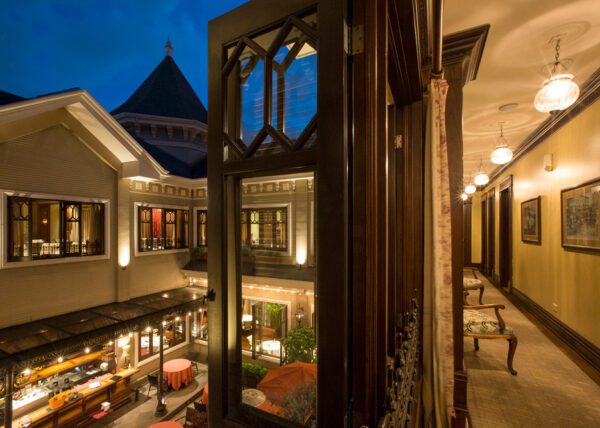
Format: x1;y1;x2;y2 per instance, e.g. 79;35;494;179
3;368;139;428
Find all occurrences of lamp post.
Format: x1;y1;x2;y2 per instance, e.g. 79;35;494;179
155;322;167;417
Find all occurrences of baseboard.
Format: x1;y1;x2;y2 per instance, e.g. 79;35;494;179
511;287;600;375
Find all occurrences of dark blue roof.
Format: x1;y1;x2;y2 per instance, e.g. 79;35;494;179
136;137;207;179
0;90;25;106
112;56;207;123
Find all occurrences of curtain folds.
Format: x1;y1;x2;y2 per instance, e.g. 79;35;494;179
423;77;454;427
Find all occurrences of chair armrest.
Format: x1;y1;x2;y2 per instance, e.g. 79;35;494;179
464;304;505;310
464;304;506;331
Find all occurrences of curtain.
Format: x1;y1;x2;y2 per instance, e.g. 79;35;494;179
423;77;454;427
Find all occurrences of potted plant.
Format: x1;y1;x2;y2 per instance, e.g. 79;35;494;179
241;362;268;388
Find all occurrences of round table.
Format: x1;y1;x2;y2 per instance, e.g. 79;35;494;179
163;359;193;391
148;422;183;428
242;388;266;407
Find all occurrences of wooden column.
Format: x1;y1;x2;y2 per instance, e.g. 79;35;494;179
442;24;489;427
4;367;14;428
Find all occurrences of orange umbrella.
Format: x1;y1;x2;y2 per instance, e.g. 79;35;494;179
257;362;317;403
257;400;286;417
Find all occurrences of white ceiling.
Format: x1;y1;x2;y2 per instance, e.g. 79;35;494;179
443;0;600;183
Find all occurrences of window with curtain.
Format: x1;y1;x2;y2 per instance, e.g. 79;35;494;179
138;319;187;361
7;196;105;262
197;210;207;246
138;206;189;252
241;207;288;251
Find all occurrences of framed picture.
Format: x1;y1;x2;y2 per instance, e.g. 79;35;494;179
561;177;600;251
521;196;541;244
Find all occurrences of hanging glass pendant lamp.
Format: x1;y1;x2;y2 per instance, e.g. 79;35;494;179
534;38;580;113
465;182;477;195
490;123;513;165
474;157;490;186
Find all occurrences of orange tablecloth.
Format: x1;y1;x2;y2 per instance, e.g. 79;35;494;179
148;422;183;428
163;358;193;390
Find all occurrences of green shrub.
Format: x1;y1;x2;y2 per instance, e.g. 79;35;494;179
241;362;268;379
282;327;317;364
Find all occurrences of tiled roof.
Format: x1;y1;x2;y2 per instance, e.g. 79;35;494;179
0;89;25;106
111;55;207;123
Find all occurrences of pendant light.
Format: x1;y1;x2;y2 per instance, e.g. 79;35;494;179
465;183;477;195
473;157;490;186
534;38;580;113
490;123;513;165
461;193;469;201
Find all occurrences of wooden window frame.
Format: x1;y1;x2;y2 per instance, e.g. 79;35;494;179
137;205;190;253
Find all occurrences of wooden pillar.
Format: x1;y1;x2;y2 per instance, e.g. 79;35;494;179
4;367;13;428
442;24;489;427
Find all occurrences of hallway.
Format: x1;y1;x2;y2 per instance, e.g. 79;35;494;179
464;273;600;428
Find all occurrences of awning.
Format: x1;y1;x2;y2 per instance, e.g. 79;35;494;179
0;286;209;370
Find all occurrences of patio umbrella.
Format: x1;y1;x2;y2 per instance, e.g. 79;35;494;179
257;362;317;403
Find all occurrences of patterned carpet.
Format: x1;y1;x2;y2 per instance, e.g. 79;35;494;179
464;272;600;428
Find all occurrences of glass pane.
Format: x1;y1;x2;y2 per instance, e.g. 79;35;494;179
197;210;207;246
139;207;152;252
165;209;176;249
152;208;164;250
240;172;316;425
81;203;104;255
9;197;30;261
240;55;265;144
31;200;61;258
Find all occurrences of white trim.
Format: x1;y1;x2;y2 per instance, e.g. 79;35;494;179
133;201;191;257
1;190;110;269
241;203;293;258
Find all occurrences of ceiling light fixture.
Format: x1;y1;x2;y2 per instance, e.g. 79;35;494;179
461;193;469;201
465;183;477;195
490;123;513;165
473;157;490;186
534;38;579;113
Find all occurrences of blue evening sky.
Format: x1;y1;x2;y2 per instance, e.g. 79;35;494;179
0;0;249;111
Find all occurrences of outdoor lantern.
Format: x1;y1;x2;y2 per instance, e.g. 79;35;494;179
534;38;579;113
490;123;513;165
295;306;305;326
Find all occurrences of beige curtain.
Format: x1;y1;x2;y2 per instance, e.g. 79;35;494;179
423;77;454;427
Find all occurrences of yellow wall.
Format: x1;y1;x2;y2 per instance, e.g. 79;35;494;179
0;125;118;327
470;193;482;264
484;99;600;347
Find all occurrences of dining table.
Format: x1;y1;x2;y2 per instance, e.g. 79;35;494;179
163;358;193;390
148;421;183;428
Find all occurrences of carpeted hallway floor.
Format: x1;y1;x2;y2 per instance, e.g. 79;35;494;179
464;272;600;428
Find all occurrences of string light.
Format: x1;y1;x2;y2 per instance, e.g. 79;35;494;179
84;347;90;354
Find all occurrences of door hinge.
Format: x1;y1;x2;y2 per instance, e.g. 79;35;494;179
395;134;403;149
347;24;364;55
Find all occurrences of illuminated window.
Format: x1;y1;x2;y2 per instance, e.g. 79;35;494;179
138;206;189;252
241;207;287;251
138;319;187;361
8;196;105;262
197;210;208;246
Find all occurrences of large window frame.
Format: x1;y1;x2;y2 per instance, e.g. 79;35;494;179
2;192;109;267
138;318;187;362
241;206;289;252
135;203;189;255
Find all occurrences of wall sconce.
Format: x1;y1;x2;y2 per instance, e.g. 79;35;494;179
119;248;130;270
295;306;305;326
544;154;554;172
296;247;307;268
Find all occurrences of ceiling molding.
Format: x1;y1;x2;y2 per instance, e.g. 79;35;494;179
442;24;490;84
489;66;600;182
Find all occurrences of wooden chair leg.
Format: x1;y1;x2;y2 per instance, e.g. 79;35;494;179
478;286;484;305
507;336;518;376
474;338;479;351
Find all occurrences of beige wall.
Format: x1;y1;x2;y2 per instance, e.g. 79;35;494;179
483;99;600;347
0;125;118;328
470;193;482;264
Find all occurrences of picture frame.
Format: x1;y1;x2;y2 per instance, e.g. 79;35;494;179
521;196;541;244
561;177;600;251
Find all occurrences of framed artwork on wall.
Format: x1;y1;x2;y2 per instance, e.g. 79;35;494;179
561;177;600;251
521;196;541;244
